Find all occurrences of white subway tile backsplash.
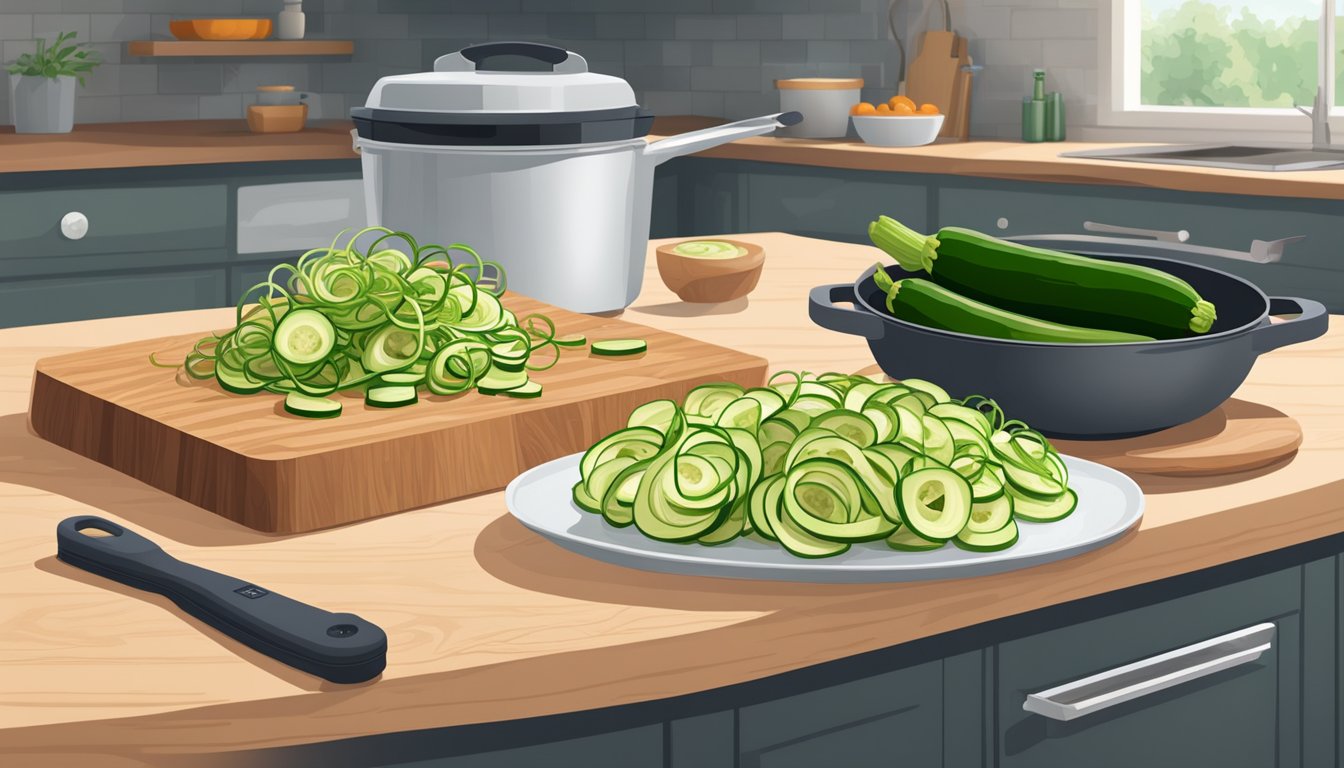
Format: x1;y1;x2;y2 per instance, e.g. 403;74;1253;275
32;14;91;44
0;0;1102;139
198;93;242;119
120;93;198;120
711;40;759;66
1010;8;1096;39
90;14;151;43
781;13;825;40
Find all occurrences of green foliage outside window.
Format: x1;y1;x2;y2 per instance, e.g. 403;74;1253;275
1140;0;1340;107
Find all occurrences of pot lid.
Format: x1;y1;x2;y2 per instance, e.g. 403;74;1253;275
363;41;637;115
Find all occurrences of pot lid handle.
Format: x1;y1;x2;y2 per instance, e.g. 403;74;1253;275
434;41;589;75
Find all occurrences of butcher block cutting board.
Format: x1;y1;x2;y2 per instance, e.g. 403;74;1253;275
29;297;767;533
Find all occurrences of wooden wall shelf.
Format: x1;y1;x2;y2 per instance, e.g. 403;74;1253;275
127;40;354;57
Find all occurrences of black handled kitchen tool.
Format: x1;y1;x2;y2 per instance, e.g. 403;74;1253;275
57;516;387;684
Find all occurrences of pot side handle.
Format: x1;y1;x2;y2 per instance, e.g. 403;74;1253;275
809;284;885;340
1251;297;1329;354
643;112;802;167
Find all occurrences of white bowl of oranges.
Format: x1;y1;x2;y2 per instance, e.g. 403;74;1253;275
850;95;944;147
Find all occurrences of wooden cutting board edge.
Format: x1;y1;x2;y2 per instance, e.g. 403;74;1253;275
29;315;770;534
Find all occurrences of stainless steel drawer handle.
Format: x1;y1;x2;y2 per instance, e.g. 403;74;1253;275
1084;220;1189;243
1023;622;1275;722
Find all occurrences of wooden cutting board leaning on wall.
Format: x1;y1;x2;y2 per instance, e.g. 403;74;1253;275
905;29;974;140
29;297;768;534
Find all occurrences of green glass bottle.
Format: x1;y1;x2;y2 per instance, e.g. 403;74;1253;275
1046;92;1066;141
1022;69;1046;142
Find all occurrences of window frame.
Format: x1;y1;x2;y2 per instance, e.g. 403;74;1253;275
1097;0;1338;133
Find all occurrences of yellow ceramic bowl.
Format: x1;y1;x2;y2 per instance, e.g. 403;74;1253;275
170;19;273;41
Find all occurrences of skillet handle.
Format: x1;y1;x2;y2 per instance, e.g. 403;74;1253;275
1251;297;1329;354
809;284;885;340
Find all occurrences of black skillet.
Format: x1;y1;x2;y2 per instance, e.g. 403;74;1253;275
809;246;1327;439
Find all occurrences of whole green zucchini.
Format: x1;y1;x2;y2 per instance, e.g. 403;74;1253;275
869;216;1216;338
873;271;1154;343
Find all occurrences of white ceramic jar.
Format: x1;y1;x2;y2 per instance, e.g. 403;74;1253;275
775;78;863;139
277;0;305;40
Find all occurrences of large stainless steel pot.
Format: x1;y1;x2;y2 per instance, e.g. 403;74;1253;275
353;41;800;313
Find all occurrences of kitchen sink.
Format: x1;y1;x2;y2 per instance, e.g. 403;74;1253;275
1062;144;1344;172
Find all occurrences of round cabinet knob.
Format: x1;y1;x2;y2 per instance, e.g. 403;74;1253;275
996;217;1010;230
61;212;89;240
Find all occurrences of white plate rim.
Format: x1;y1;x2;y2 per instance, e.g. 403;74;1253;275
505;452;1144;582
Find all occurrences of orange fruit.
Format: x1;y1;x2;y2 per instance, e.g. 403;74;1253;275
889;95;916;111
851;102;876;116
892;102;915;116
918;103;940;115
875;103;893;114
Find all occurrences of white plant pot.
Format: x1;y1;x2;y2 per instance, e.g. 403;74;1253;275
9;74;76;134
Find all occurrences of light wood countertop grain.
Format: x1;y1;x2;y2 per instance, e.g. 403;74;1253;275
0;233;1340;761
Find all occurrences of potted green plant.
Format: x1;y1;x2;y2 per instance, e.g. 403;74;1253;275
6;32;100;134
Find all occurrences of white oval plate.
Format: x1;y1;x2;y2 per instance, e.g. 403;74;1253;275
506;453;1143;583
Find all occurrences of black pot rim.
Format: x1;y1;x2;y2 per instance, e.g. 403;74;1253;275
350;105;654;146
853;252;1272;349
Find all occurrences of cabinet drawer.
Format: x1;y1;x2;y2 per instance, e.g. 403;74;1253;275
739;660;941;767
0;268;227;328
676;159;929;243
0;184;227;263
998;567;1301;768
742;163;927;243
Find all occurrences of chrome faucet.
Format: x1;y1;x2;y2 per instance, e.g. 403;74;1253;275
1295;85;1332;150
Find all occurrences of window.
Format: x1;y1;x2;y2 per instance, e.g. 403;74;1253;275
1100;0;1339;131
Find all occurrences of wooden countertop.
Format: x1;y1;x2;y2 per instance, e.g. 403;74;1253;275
650;116;1344;201
0;120;359;174
5;116;1344;201
1;234;1341;762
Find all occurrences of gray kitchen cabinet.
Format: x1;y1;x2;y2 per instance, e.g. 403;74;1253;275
676;158;930;240
254;546;1343;768
229;255;297;304
0;184;227;277
668;157;1343;312
996;566;1302;768
737;660;943;768
669;710;734;768
380;724;665;768
0;267;226;328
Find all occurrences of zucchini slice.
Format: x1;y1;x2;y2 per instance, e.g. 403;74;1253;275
273;309;336;366
885;525;945;552
1010;487;1078;522
967;494;1013;534
501;380;543;398
283;391;342;419
591;339;647;356
897;466;972;541
765;485;850;558
554;333;588;347
477;367;529;394
365;384;418;408
954;519;1019;552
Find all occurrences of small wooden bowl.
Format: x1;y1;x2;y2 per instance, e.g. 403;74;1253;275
247;104;307;134
656;239;765;303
